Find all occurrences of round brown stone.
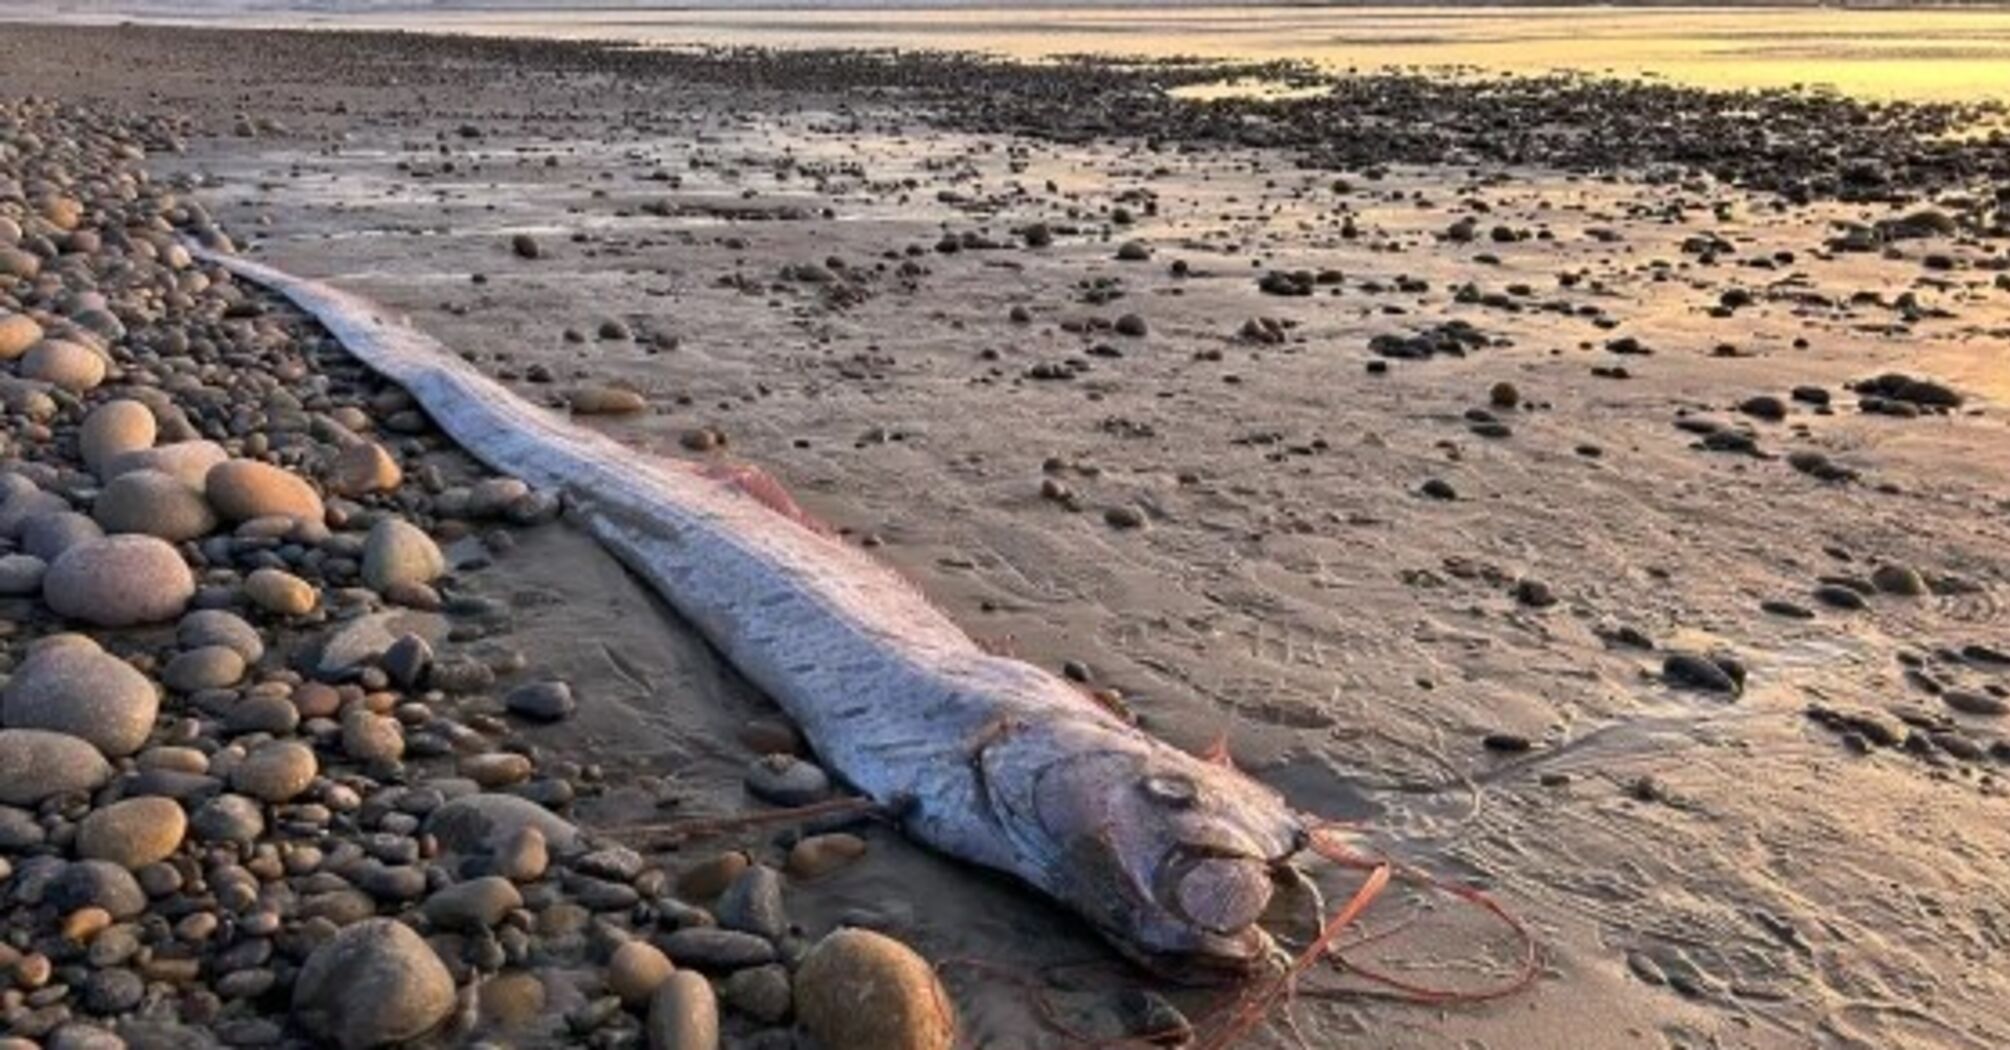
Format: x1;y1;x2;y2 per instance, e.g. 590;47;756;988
794;929;955;1050
205;459;324;524
76;797;186;869
44;535;194;627
20;339;107;392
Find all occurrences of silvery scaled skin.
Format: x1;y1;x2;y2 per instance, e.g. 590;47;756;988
198;246;1310;978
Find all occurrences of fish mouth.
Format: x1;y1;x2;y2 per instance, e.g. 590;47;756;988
1156;846;1276;937
1130;934;1279;985
1109;844;1306;984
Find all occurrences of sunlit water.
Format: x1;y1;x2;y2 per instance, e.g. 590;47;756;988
59;5;2010;103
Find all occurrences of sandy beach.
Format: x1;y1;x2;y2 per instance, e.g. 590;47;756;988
2;17;2010;1050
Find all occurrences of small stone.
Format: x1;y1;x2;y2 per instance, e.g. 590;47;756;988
138;745;210;774
1663;653;1742;696
0;552;46;595
569;386;648;415
1488;382;1520;409
1103;505;1146;530
737;718;803;756
505;680;576;723
511;234;541;259
1961;644;2009;666
422;876;522;931
0;729;113;805
1944;690;2008;717
465;478;531;519
658;928;778;971
63;909;115;947
576;845;647;883
44;535;194;627
1870;564;1927;597
361;518;445;593
244;567;317;616
2;642;158;757
608;939;676;1008
205;459;324;524
0;311;43;359
786;834;866;880
381;633;433;689
646;970;719;1050
105;440;227;490
293;918;456;1050
0;486;68;539
1738;395;1788;421
1513;578;1556;608
315;610;445;675
341;707;406;765
84;967;145;1014
189;794;265;846
80;401;156;477
678;852;751;900
178;609;264;663
723;964;792;1024
19;511;100;562
493;825;548;883
10;950;52;990
330;442;402;497
76;797;186;870
358;863;428;902
0;804;45;849
679;427;724;452
162;646;246;692
428;655;495;693
462;752;532;788
1761;599;1814;619
745;754;830;806
0;245;38;280
568;873;642;911
293;682;341;719
21;339;107;392
794;928;955;1050
92;469;216;541
426;793;580;857
49;860;147;920
1813;584;1868;610
480;971;547;1029
222;700;297;740
717;864;787;940
231;741;317;803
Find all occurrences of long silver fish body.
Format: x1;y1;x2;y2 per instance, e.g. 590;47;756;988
197;247;1309;978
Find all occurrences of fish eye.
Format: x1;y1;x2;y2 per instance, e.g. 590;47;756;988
1140;772;1199;808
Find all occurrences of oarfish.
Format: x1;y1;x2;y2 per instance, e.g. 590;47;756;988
195;246;1311;980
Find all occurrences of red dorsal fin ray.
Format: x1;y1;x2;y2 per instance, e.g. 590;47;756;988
1199;730;1237;770
699;462;835;538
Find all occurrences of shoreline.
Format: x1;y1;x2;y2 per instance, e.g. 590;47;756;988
3;19;2004;199
4;18;2010;1050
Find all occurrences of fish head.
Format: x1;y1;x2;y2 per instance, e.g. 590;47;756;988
1013;737;1307;982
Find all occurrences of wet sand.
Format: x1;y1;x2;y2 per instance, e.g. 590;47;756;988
6;21;2010;1050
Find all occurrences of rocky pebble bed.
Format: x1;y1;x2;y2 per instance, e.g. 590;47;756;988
0;99;952;1049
